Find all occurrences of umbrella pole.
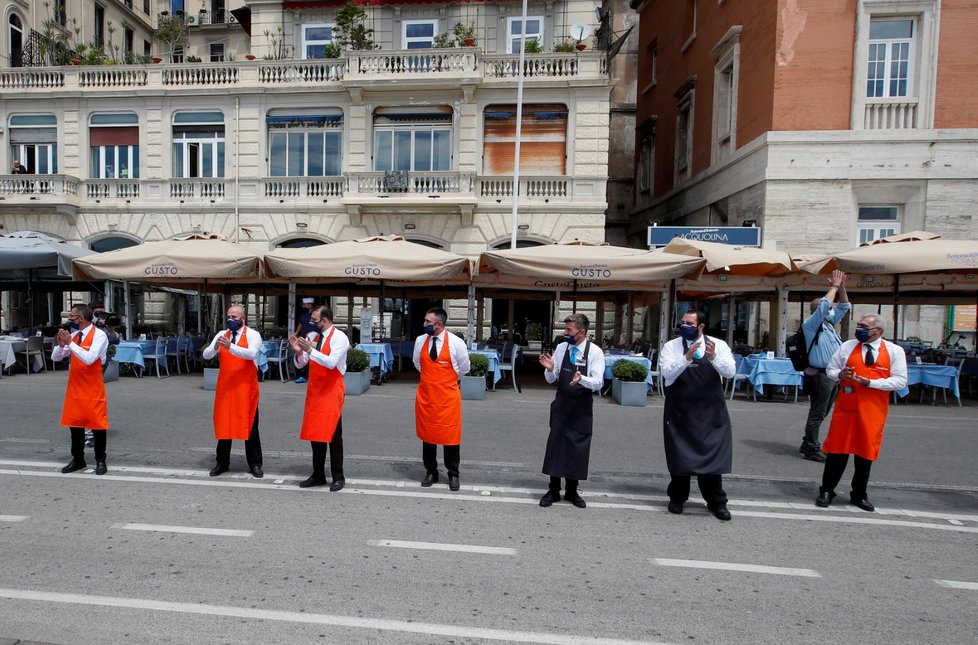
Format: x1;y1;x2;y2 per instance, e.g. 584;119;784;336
572;279;578;315
892;279;900;341
287;281;296;337
658;286;671;357
380;280;386;340
124;280;132;339
466;283;476;348
726;296;736;347
198;282;204;335
777;285;789;356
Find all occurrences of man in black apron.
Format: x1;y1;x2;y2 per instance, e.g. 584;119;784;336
538;314;606;509
659;310;737;521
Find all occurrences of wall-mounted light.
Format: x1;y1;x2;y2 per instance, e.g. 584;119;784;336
404;223;416;230
517;224;529;230
296;222;308;228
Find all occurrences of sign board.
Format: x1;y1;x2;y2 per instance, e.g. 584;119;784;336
950;305;976;332
648;226;761;248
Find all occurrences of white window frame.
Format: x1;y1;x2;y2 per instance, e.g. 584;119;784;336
856;206;901;245
373;126;453;172
173;132;224;178
866;18;914;99
91;145;138;179
302;23;335;59
10;143;56;174
402;20;437;50
209;42;225;62
710;26;741;166
674;91;694;183
268;129;343;177
507;16;544;54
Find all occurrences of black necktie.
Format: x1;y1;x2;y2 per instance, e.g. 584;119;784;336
74;332;82;344
230;331;237;344
430;336;438;361
864;344;875;366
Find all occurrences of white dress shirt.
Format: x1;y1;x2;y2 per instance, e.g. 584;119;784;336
293;325;349;375
659;335;736;388
202;326;263;368
413;330;470;377
544;339;605;393
51;324;108;366
827;338;907;391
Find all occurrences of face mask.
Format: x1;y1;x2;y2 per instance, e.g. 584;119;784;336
423;324;436;336
679;324;699;341
855;327;871;343
67;320;79;332
226;318;243;332
563;334;577;345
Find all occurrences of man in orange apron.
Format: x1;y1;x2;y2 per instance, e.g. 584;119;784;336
816;314;907;512
413;307;470;491
202;305;264;478
290;305;349;490
52;304;110;475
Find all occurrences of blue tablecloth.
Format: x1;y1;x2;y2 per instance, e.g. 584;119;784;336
257;340;284;374
743;355;802;394
356;343;394;378
898;364;960;399
469;349;501;384
604;355;654;387
382;339;416;371
115;340;168;371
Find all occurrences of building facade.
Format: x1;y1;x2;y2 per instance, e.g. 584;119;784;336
631;0;978;345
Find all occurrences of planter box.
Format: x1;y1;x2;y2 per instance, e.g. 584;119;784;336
344;369;371;396
102;359;119;383
460;374;487;400
612;378;648;407
203;367;219;391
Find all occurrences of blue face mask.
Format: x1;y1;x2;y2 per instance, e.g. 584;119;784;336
563;334;577;345
66;320;79;332
679;324;699;341
226;318;243;333
423;324;436;336
854;327;871;343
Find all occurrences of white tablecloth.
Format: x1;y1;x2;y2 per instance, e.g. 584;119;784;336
0;337;45;372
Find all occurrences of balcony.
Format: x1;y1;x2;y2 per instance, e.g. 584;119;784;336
863;98;918;129
478;176;572;202
0;175;80;199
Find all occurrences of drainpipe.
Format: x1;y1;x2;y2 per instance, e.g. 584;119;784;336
234;97;240;243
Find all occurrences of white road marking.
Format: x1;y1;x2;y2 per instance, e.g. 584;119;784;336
0;515;28;522
0;438;49;444
185;448;527;468
934;579;978;591
368;539;517;556
651;558;820;578
114;522;253;537
0;587;668;645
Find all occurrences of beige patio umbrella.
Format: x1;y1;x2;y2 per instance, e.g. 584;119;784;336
663;237;795;277
798;231;978;275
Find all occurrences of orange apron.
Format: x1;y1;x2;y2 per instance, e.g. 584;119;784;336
415;334;462;445
823;342;892;461
212;329;260;441
300;328;344;443
60;328;109;430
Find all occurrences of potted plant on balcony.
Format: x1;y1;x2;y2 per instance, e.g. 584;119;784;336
344;347;371;395
186;55;202;63
202;354;220;391
610;359;649;407
460;353;490;400
333;2;377;51
245;54;256;61
522;38;543;54
553;40;576;53
155;13;189;63
322;42;343;58
453;22;477;47
433;33;455;49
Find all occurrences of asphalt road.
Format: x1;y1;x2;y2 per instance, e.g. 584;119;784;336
1;368;976;644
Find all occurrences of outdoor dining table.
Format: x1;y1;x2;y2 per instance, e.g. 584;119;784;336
382;339;416;372
114;340;168;373
743;355;803;395
0;336;45;373
897;363;961;405
468;348;502;385
356;343;394;379
603;354;655;392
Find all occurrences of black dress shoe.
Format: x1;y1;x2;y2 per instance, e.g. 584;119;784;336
95;461;107;476
539;490;561;507
667;501;684;514
708;504;732;521
564;490;587;509
299;475;327;488
209;464;229;477
249;465;264;478
421;472;439;487
803;448;826;463
61;459;86;474
329;479;346;492
448;475;460;492
850;495;875;512
815;490;835;507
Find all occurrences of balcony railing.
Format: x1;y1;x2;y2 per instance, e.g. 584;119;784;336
163;64;239;86
264;177;346;199
863;99;918;130
346;49;478;79
258;60;344;84
483;54;583;79
87;180;140;199
170;179;227;200
0;175;79;197
350;171;473;195
478;176;571;200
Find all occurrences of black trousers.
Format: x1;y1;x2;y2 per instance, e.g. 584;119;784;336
310;418;344;480
668;474;728;507
70;427;105;462
422;441;460;477
215;409;262;468
820;453;873;499
803;371;838;446
548;476;579;493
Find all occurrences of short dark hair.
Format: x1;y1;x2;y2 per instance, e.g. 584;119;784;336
564;313;589;331
426;307;448;325
89;301;105;311
72;304;94;322
683;310;707;327
315;305;333;322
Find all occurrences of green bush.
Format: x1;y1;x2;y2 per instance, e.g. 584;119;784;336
523;39;543;54
466;353;490;377
346;348;371;372
610;359;648;382
202;355;220;369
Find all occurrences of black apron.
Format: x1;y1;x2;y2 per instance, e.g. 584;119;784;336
542;341;593;480
663;339;733;476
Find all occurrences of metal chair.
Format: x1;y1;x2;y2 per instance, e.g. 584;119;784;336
496;342;521;393
165;335;191;374
942;357;964;407
141;338;170;378
23;336;46;374
727;358;753;401
264;339;292;382
646;348;664;396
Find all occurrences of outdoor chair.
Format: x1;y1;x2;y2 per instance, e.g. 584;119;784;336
23;336;46;374
646;348;664;396
727;357;753;401
141;337;170;379
264;339;292;382
496;342;521;393
942;356;965;407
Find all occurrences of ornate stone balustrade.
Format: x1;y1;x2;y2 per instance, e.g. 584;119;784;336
863;99;918;130
478;176;571;200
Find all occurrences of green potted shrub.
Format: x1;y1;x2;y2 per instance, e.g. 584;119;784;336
344;347;371;395
610;359;649;407
453;22;477;46
460;353;490;400
553;40;576;53
202;354;220;391
186;55;202;63
522;38;543;54
322;42;343;58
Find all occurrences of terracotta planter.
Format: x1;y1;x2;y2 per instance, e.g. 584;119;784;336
152;56;163;64
245;54;256;61
463;38;476;47
576;43;587;51
71;58;82;65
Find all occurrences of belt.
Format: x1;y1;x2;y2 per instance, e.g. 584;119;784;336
810;367;827;373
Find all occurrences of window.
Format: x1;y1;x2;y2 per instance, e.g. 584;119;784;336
267;111;343;176
483;104;567;175
373;107;453;172
638;136;653;193
144;0;150;15
507;17;543;53
53;0;67;25
94;4;105;48
867;19;913;98
144;40;151;56
9;114;58;174
8;13;24;68
209;43;225;62
648;40;657;87
124;27;134;61
172;46;184;63
302;24;335;59
857;206;900;245
675;93;693;180
89;113;139;179
710;26;741;164
682;0;697;51
172;112;224;178
402;20;437;49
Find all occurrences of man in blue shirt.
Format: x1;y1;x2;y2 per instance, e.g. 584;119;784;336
294;297;317;383
800;270;850;462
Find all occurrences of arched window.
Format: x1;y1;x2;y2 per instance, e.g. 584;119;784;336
405;238;444;249
492;239;544;250
8;13;24;67
277;238;326;249
90;236;140;253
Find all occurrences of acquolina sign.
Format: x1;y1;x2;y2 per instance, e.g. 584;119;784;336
647;225;761;247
